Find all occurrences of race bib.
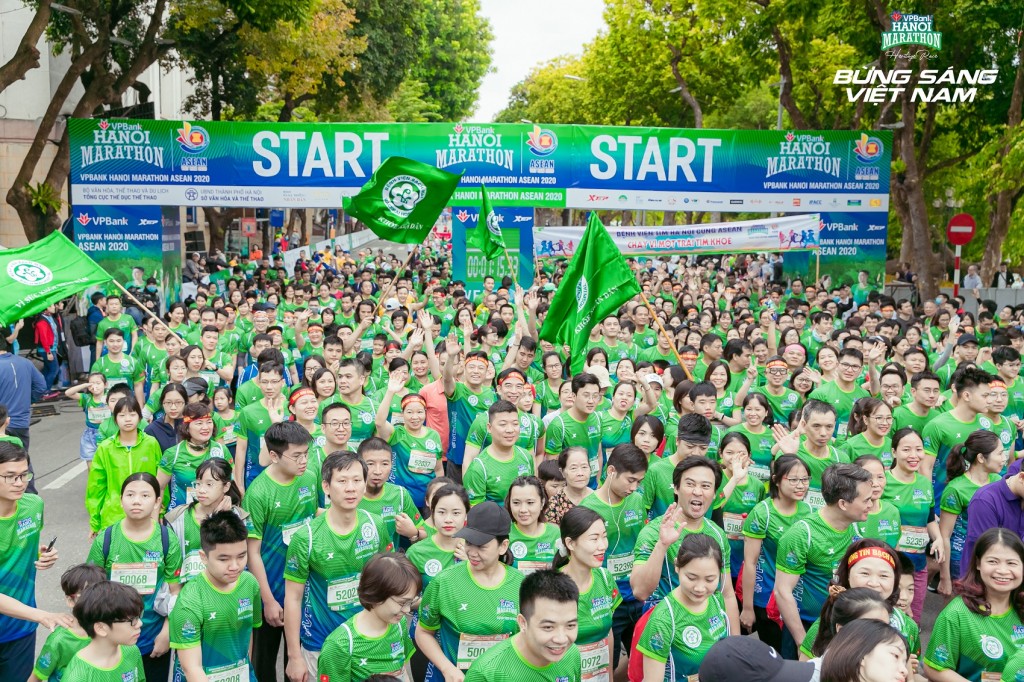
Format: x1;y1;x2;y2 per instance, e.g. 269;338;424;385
111;561;159;595
515;561;549;576
280;518;308;547
836;423;849;439
580;637;611;681
607;553;634;578
896;525;929;554
219;429;238;445
182;552;206;580
456;633;507;669
749;463;771;483
805;489;825;512
108;376;130;388
326;575;360;611
206;661;250;682
408;450;438;475
185;487;196;505
87;404;110;424
589;456;600;479
723;512;745;540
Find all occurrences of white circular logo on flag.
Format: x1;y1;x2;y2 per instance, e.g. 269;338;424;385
576;276;589;313
6;260;52;286
486;211;501;236
382;175;427;218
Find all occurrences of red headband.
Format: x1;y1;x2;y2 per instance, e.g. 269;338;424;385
847;547;896;570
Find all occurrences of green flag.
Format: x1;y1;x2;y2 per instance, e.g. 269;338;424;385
539;212;640;374
467;184;505;260
0;231;111;327
342;156;461;244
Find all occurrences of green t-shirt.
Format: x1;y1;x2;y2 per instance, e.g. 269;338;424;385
95;315;138;348
405;534;458;588
634;516;730;603
241;469;318;605
507;522;561;575
636;591;729;678
940;474;1001;571
90;354;144;390
922;412;986;500
986;415;1019;466
716;473;767;577
234;401;275;488
725;423;775;483
358;483;420;547
158;441;230;511
597;409;634;453
776;511;856;622
386;425;443;509
840;433;893;468
795;439;850;511
1002;648;1024;682
852;500;902;550
578;491;648;602
417;562;525;670
317;615;415;682
32;625;89;681
545;411;603;488
169;571;263;680
446;383;498;466
0;492;44;646
637;455;677;521
753;385;803;425
465;636;582;682
283;510;392;652
742;498;812;609
568;566;621;647
801;605;920;658
808;381;871;442
464;446;535;507
466;410;544;454
924;596;1024;681
86;520;183;655
882;471;934;571
892;404;935;434
61;646;145;682
339;395;379;451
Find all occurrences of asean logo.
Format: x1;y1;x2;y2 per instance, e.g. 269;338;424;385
853;134;884;163
576;276;589;313
7;260;53;286
526;126;558;156
175;121;210;154
383;175;427;219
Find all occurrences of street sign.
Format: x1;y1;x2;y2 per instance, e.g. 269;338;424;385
946;213;976;246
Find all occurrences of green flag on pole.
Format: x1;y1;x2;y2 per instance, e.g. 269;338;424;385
342;156;462;245
539;212;641;374
468;184;505;260
0;231;111;327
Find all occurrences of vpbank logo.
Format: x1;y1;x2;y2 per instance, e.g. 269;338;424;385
175;121;210;153
882;11;941;50
854;134;884;163
526;125;557;156
77;213;92;226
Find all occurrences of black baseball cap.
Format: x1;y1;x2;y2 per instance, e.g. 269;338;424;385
698;637;816;682
455;501;511;546
956;333;979;347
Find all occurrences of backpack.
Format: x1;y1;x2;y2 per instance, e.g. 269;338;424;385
70;316;92;347
102;523;173;616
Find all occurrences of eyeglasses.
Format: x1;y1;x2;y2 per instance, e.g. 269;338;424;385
871;416;894;424
767;368;789;376
839;362;862;371
0;472;33;485
113;617;141;627
279;452;310;462
390;596;421;613
324;421;351;429
784;477;811;486
162;400;185;408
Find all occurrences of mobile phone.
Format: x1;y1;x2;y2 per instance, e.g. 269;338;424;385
45;537;56;553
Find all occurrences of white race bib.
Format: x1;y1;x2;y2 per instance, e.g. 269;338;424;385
805;489;825;512
722;512;745;540
607;553;634;578
280;518;308;547
749;463;771;483
896;525;929;554
580;636;611;681
408;450;438;475
456;633;507;669
326;575;360;611
206;661;250;682
111;562;159;595
182;552;206;581
515;561;549;576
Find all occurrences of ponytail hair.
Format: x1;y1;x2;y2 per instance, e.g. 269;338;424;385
810;587;892;657
946;430;1002;482
553;506;604;571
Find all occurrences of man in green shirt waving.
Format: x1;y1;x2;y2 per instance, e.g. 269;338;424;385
466;569;582;682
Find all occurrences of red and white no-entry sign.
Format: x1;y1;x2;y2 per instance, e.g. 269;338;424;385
947;213;976;246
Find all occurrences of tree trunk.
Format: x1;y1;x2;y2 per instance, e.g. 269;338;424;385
896;97;941;299
980;44;1024;282
205;207;241;253
7;41;107;241
0;0;51;95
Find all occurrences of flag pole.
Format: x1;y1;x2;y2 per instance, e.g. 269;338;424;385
110;279;179;339
639;291;694;382
374;247;418;313
503;249;518;288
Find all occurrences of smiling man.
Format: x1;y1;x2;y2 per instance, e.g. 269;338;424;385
465;569;582;682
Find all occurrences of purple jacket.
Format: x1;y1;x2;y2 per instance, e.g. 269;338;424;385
961;475;1024;577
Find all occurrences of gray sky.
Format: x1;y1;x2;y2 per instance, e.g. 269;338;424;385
474;0;606;122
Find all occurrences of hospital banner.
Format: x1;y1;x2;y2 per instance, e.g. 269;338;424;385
534;213;821;259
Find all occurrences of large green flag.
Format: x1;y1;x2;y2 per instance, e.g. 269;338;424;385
467;184;505;260
342;156;461;244
0;231;111;326
539;212;641;374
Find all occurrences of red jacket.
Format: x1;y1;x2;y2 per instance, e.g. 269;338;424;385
34;316;56;353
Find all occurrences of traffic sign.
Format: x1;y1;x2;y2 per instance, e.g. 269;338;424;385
946;213;976;246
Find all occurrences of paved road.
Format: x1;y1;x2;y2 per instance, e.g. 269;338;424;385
26;402;946;659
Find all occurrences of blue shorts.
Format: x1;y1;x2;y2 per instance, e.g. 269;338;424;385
80;427;98;462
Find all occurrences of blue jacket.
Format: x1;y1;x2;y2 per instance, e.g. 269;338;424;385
0;353;46;429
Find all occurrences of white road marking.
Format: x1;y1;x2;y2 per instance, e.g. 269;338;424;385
42;462;87;490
